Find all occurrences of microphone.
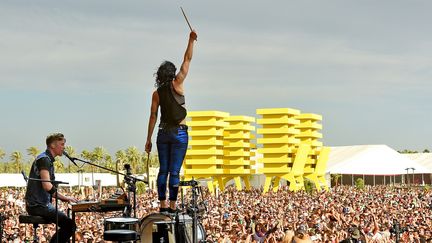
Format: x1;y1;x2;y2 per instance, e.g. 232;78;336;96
62;151;78;167
21;170;28;182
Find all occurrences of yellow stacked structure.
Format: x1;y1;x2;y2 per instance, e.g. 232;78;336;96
249;142;257;173
295;113;330;191
184;111;229;193
256;108;311;193
218;115;255;190
183;109;330;193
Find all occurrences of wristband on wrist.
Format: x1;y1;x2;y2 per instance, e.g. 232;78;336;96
48;186;57;195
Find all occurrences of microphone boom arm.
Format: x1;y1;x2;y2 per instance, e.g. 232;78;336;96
69;157;148;184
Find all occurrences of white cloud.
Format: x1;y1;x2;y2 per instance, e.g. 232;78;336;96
0;0;431;151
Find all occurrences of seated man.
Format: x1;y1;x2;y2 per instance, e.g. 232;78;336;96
24;133;77;243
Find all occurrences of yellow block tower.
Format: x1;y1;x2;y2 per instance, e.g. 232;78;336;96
295;113;330;191
184;111;229;193
218;115;255;190
256;108;311;193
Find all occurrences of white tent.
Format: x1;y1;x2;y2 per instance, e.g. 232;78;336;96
327;145;430;175
0;173;118;187
403;153;432;173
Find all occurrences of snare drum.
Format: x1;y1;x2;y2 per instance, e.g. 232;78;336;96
104;217;139;232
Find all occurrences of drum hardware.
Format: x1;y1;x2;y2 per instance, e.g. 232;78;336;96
64;154;148;242
139;213;205;243
177;178;207;243
104;217;140;232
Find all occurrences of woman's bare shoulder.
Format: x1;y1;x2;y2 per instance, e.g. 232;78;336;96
152;90;159;100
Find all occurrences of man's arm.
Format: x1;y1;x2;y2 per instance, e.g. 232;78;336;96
39;169;76;203
174;30;197;87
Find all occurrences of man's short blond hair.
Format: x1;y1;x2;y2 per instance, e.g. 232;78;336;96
46;133;65;147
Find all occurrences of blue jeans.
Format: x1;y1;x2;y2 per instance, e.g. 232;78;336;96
26;203;76;243
156;126;188;201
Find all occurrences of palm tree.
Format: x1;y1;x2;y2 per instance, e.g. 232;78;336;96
10;151;23;173
0;163;4;173
81;150;93;173
104;154;115;172
115;150;127;186
140;152;159;173
92;146;106;173
398;149;418;154
150;154;160;168
331;174;342;187
0;148;6;173
54;156;65;173
22;162;32;175
0;148;5;161
64;145;76;156
64;145;77;173
26;146;40;161
140;152;148;174
115;150;127;169
126;146;141;173
81;150;92;160
3;162;13;173
26;147;40;173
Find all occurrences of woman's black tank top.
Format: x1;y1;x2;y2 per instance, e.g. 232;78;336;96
157;82;187;127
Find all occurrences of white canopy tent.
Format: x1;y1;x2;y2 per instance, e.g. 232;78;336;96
327;145;430;175
0;173;118;187
403;153;432;173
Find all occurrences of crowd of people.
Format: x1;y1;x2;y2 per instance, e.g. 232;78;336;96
1;185;431;242
200;186;432;242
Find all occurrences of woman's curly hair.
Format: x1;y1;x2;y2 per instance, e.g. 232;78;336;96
155;61;177;88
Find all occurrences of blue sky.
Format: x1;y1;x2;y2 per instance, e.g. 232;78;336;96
1;0;431;157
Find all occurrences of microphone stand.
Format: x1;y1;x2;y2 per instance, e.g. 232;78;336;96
67;157;148;218
124;164;137;218
22;173;69;243
177;178;200;243
192;184;198;243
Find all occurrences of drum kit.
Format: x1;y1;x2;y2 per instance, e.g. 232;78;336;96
66;153;207;242
102;178;207;243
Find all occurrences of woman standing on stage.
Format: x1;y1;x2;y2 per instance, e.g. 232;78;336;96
145;30;197;213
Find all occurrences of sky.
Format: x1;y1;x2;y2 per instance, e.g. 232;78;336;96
1;0;431;158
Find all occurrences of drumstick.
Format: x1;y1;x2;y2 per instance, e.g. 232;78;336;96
180;7;193;32
146;152;150;186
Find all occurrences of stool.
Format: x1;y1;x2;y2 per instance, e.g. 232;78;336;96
19;214;50;243
104;229;139;242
